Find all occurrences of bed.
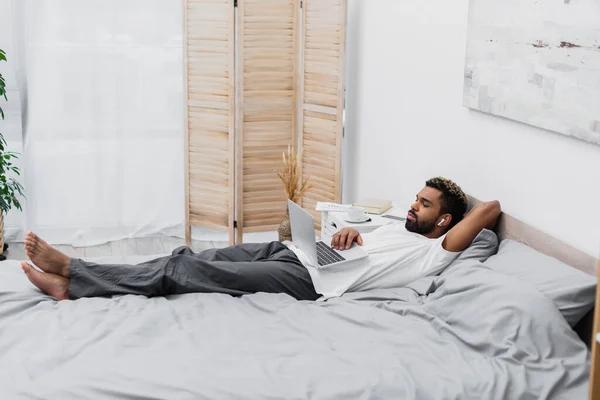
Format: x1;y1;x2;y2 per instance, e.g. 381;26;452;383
0;200;596;399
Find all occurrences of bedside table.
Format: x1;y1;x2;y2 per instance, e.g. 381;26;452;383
320;205;407;243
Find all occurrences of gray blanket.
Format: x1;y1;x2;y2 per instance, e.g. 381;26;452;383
0;256;590;399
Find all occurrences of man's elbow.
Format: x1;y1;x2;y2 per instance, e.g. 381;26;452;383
486;200;501;216
483;200;502;229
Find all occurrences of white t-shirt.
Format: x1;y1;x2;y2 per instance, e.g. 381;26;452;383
285;222;461;300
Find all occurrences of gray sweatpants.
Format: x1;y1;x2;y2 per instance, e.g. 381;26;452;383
68;241;320;301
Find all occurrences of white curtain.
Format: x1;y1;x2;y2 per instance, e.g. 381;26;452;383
12;0;186;246
0;0;25;242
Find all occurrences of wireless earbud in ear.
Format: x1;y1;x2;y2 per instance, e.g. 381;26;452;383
438;218;446;227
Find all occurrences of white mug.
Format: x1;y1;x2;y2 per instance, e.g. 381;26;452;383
347;206;367;221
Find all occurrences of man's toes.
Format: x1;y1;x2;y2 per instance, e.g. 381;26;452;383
21;261;32;273
29;233;40;244
21;263;39;284
25;241;38;254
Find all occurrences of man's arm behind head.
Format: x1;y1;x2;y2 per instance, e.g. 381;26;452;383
442;200;502;253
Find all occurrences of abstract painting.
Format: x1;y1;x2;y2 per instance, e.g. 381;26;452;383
463;0;600;145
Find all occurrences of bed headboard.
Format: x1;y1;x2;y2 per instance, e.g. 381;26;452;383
468;196;597;276
468;196;598;347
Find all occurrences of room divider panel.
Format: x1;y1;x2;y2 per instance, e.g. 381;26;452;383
183;0;347;244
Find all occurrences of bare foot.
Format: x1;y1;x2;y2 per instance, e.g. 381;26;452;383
21;262;69;300
24;231;71;278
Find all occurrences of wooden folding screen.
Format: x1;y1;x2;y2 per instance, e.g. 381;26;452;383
184;0;347;244
299;0;347;228
184;0;236;244
236;0;300;243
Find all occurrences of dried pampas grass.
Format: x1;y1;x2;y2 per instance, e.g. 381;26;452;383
276;146;312;204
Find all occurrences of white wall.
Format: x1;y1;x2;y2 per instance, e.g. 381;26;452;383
343;0;600;257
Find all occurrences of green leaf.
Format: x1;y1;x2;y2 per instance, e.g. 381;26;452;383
0;195;8;213
0;107;4;120
0;53;5;62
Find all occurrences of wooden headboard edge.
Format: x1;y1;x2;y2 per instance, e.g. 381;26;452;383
467;195;597;276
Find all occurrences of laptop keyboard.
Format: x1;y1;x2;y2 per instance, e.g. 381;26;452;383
316;241;346;266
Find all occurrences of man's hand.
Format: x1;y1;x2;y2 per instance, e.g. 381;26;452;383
330;228;363;251
443;200;501;253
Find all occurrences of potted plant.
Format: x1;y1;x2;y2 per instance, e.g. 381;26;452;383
0;49;25;257
276;146;312;241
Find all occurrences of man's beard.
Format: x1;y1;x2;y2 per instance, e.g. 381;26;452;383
405;212;436;234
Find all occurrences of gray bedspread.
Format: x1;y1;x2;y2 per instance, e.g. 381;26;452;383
0;256;590;399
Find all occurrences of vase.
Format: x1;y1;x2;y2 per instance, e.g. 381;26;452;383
278;209;292;242
0;211;6;260
0;211;4;255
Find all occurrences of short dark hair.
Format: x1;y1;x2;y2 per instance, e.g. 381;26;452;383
425;177;468;228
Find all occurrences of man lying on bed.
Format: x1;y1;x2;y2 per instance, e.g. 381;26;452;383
20;177;501;301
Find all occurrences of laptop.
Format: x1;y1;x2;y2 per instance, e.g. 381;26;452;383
288;200;368;268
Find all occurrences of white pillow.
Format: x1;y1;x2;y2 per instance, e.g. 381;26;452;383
483;239;597;327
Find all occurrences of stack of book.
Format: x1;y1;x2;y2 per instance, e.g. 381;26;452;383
352;198;393;215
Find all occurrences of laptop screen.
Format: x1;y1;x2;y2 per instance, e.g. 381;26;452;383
287;200;319;265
